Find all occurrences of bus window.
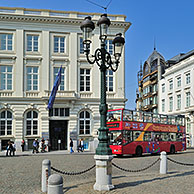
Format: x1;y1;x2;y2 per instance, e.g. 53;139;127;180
144;131;151;141
109;131;123;145
168;116;175;125
107;110;122;122
138;111;144;122
161;115;167;124
133;131;141;140
163;133;169;141
123;130;132;143
123;110;133;121
153;113;160;123
169;133;176;141
133;111;139;122
144;113;152;123
176;133;182;141
176;116;184;126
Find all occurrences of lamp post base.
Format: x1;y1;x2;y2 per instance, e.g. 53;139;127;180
93;155;114;191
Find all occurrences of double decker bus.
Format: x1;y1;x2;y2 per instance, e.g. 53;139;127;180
107;108;186;156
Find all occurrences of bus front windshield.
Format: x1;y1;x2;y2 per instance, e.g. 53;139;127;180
109;131;122;145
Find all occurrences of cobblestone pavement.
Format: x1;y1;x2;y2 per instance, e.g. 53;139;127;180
1;150;194;194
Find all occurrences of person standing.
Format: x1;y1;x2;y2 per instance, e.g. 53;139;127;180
70;138;74;154
81;139;84;152
21;139;25;152
32;139;37;154
12;141;16;156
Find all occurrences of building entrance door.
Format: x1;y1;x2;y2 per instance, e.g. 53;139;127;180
49;120;68;150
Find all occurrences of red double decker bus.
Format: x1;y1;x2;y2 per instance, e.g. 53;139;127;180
107;108;186;156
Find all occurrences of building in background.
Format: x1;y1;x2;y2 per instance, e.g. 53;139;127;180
136;48;166;113
0;7;131;151
158;50;194;147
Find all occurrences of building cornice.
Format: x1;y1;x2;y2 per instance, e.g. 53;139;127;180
0;13;131;31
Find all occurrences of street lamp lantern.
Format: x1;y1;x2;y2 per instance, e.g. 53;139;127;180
97;14;111;41
80;16;95;52
80;14;125;191
113;33;125;60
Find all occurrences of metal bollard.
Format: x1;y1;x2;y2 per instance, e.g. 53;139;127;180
42;159;51;192
160;151;167;174
48;174;63;194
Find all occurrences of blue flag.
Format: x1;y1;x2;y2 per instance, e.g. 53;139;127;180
47;66;62;109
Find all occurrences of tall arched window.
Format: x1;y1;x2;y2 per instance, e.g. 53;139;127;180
143;63;149;76
26;110;38;135
79;110;90;135
0;110;12;135
151;60;157;72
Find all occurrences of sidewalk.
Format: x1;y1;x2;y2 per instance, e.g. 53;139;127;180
0;149;95;157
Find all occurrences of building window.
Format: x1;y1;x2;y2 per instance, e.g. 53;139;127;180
169;80;173;90
153;96;157;104
169;96;173;111
0;34;13;51
186;73;190;85
162;84;165;93
177;94;181;109
26;67;38;91
105;39;113;55
186;92;190;107
0;66;12;90
153;84;157;92
49;108;70;117
26;110;38;135
162;99;165;112
106;69;113;92
80;37;84;54
54;36;65;53
79;110;90;135
80;69;90;91
27;35;39;52
186;118;191;134
177;77;181;87
54;67;65;90
151;60;157;72
0;110;12;136
143;98;150;106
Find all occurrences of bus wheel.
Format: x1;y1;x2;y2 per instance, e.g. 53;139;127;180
136;146;142;157
170;145;175;154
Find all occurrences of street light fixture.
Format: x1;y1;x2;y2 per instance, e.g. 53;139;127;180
80;14;125;191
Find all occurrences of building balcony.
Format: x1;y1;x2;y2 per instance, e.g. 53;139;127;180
43;90;77;99
0;91;13;97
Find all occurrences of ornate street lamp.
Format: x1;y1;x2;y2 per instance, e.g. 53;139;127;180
80;14;125;191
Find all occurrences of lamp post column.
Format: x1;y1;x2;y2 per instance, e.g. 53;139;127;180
93;43;114;191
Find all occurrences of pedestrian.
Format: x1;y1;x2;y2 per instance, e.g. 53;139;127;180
81;139;84;152
77;139;82;152
36;139;39;153
45;139;48;152
12;141;16;156
32;139;37;154
6;141;13;156
70;138;74;154
21;139;25;152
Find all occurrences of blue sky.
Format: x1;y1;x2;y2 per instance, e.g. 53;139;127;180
1;0;194;109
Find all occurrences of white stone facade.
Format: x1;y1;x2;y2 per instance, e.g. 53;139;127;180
0;7;131;151
158;54;194;147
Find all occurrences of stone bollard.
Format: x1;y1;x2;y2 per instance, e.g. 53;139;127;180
42;159;51;192
160;151;167;174
48;174;63;194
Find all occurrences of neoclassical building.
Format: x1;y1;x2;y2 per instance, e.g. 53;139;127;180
0;7;131;151
158;50;194;146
